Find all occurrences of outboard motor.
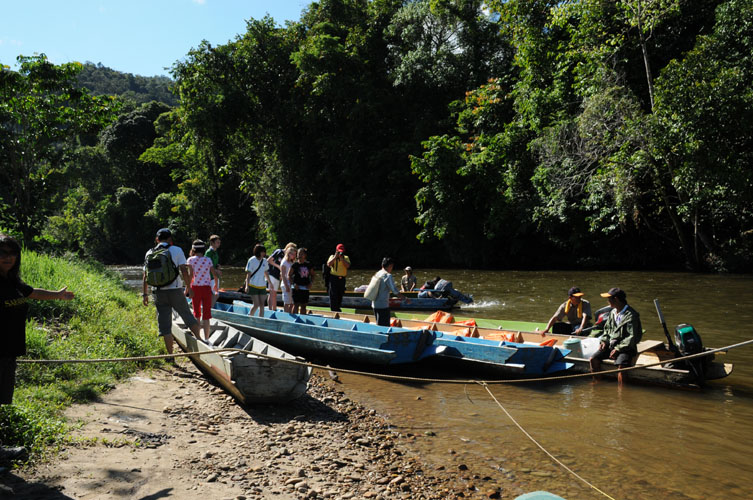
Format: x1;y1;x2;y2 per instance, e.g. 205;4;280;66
590;305;611;333
674;323;708;384
675;324;703;356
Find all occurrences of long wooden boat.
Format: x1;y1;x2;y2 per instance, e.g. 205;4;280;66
211;301;572;376
307;294;460;311
170;314;311;403
310;310;733;389
218;290;459;311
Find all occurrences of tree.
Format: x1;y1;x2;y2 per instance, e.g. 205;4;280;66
0;55;120;242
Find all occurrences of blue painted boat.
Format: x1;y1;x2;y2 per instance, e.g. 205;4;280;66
212;302;572;376
219;290;459;311
213;301;440;365
431;330;572;376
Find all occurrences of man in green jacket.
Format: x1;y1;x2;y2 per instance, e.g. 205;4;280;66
589;287;642;385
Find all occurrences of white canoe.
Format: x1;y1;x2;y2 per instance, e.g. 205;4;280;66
171;314;312;403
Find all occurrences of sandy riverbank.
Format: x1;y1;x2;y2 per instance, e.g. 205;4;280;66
3;360;515;500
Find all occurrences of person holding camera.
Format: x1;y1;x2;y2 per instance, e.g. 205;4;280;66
326;243;350;311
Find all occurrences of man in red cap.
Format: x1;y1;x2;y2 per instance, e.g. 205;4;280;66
326;243;350;311
541;286;592;335
588;287;642;385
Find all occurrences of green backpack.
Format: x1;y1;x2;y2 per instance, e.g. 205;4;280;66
145;245;179;288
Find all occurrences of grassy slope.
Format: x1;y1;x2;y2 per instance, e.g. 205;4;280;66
0;252;164;462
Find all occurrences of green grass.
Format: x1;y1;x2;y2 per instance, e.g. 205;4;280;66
0;251;164;464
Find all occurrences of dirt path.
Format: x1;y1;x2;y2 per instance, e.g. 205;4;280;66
4;360;512;500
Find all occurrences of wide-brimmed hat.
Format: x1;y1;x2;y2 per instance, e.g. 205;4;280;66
568;286;584;297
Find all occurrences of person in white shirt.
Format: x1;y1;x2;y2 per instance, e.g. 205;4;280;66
142;228;202;356
244;244;270;317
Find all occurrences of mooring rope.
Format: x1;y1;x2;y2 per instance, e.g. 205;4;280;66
18;337;753;387
480;382;618;500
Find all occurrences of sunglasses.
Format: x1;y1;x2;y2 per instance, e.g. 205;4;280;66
0;248;19;258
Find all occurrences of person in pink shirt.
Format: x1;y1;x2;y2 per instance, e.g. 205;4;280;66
186;240;218;340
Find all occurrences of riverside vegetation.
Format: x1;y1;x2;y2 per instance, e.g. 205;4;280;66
2;1;753;271
0;251;164;462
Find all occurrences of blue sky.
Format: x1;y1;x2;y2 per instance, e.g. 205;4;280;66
1;0;310;77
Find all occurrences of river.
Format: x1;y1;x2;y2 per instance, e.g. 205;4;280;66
115;266;753;499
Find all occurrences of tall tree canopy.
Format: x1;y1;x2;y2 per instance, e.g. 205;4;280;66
2;1;752;271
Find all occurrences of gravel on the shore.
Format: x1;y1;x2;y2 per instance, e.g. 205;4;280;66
6;361;519;499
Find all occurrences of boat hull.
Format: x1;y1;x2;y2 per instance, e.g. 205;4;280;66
310;310;732;389
213;302;438;365
170;315;311;403
218;290;458;311
212;302;572;377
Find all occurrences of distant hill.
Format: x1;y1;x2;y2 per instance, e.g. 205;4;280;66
77;62;178;107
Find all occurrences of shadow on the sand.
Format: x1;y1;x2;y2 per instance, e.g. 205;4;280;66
1;471;74;499
171;358;350;425
239;392;349;426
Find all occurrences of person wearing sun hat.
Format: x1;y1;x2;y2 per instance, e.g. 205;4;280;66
143;228;202;356
588;287;643;385
326;243;350;311
401;266;417;292
541;286;592;335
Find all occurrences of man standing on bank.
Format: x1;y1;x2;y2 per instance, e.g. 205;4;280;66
541;286;592;335
143;228;202;356
589;287;642;386
326;243;350;312
370;257;405;327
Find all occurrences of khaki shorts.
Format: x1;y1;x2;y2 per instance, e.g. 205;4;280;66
154;288;198;336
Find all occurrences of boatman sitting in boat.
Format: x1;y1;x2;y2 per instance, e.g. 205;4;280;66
588;287;642;385
541;286;592;335
401;266;417;292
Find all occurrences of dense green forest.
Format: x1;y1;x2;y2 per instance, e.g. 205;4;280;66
77;62;178;106
1;0;752;271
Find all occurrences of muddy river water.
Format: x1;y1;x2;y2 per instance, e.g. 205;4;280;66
116;266;753;499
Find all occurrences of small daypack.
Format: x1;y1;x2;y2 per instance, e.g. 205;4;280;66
145;245;178;288
363;271;384;302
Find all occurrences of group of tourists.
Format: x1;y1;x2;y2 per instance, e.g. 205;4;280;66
542;285;643;385
246;242;315;317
